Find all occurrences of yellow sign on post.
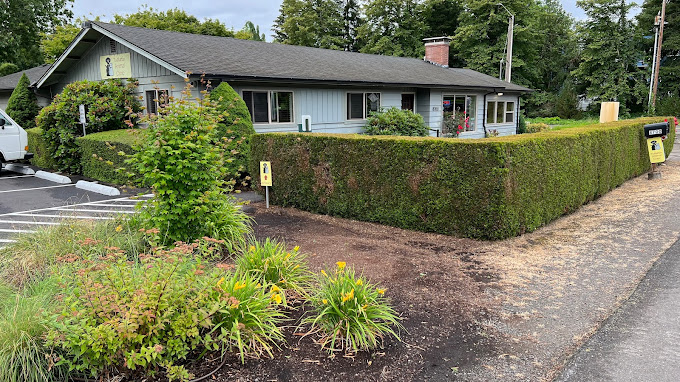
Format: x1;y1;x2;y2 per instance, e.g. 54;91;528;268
260;161;272;186
647;138;666;163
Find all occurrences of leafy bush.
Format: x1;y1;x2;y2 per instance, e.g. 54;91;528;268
6;73;40;129
517;112;527;134
235;239;311;305
78;129;142;185
0;219;145;287
46;244;284;379
555;80;581;120
0;63;19;76
364;107;428;136
26;128;56;170
526;123;550;133
0;278;67;382
656;96;680;118
130;84;252;245
209;82;256;186
304;262;401;353
35;79;141;173
250;117;674;240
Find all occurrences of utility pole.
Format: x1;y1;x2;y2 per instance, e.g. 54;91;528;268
651;0;667;109
648;13;660;108
498;3;514;83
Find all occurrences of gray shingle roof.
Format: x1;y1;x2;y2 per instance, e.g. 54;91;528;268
92;22;531;92
0;64;51;91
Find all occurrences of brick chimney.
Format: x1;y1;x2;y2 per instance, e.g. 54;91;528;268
423;37;452;68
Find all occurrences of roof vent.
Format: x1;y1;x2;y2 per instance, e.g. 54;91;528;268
110;38;116;53
423;37;452;68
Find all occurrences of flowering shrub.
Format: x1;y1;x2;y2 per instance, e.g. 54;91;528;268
364;107;428;136
441;111;470;137
304;262;402;353
35;79;141;173
235;239;311;306
46;243;284;379
129;82;252;245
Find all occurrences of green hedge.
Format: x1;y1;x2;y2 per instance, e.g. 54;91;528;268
26;128;57;170
250;117;675;240
77;129;142;185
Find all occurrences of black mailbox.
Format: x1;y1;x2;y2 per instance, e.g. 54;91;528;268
644;122;669;138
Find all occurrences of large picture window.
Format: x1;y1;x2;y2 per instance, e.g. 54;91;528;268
442;94;477;135
486;101;515;124
347;92;381;120
242;90;294;124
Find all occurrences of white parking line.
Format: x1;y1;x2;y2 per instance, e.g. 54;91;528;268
0;184;76;194
9;213;114;220
0;239;16;243
0;175;35;180
0;195;150;218
53;208;135;214
0;228;35;233
0;220;60;226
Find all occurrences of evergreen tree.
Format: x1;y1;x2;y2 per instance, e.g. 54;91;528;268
421;0;462;66
6;73;41;128
273;0;344;49
235;21;266;41
573;0;643;112
358;0;426;57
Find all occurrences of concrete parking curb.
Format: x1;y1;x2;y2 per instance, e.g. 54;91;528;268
2;164;36;175
35;171;71;184
75;180;120;196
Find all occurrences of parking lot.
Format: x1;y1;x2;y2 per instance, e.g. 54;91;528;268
0;166;149;247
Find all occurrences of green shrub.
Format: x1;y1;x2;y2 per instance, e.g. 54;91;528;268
235;239;311;305
130;85;252;245
209;82;256;186
0;63;19;76
46;245;284;378
517;112;527;134
656;96;680;117
526;123;550;133
26;127;56;170
250;117;674;240
35;79;141;173
6;73;40;129
364;107;428;136
77;129;142;185
304;262;402;353
0;278;68;382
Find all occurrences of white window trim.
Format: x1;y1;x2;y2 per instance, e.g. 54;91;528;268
241;89;295;125
346;91;382;121
443;94;478;132
486;100;515;125
146;89;169;115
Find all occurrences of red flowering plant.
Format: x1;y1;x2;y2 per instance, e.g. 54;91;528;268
441;111;470;137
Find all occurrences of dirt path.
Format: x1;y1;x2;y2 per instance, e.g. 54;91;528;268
206;146;680;381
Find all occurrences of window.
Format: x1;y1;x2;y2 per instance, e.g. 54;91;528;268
242;90;293;124
486;100;515;124
442;94;477;133
401;93;415;111
347;92;381;120
146;89;169;115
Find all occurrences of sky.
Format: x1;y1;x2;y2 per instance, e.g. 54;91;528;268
70;0;641;40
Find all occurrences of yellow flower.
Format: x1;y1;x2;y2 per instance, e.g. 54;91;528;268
377;288;386;295
249;245;256;251
115;225;123;232
256;283;261;288
356;279;363;286
271;294;282;304
293;246;300;252
271;285;281;293
322;299;328;304
293;265;300;270
234;281;246;291
342;288;355;303
321;270;328;277
362;304;368;310
285;253;291;260
336;261;346;270
216;277;225;286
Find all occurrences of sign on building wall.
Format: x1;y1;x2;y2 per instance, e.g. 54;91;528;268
99;53;132;79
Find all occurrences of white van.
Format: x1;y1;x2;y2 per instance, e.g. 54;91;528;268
0;108;32;167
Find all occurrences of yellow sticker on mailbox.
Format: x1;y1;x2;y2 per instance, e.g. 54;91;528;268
260;161;272;186
647;138;666;164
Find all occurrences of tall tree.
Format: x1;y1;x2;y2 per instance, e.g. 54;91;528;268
358;0;426;57
452;0;541;87
0;0;73;69
637;0;679;102
420;0;463;66
573;0;643;112
235;21;266;41
112;6;234;37
0;63;19;77
337;0;363;51
41;23;81;63
273;0;344;49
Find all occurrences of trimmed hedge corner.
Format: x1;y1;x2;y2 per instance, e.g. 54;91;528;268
250;117;675;240
27;128;57;170
77;129;142;185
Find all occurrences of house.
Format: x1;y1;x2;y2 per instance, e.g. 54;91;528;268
34;21;531;138
0;64;51;110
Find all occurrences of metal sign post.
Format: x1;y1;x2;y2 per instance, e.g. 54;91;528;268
260;161;272;208
78;104;87;136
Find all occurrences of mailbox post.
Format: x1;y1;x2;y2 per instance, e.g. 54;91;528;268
643;122;669;179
